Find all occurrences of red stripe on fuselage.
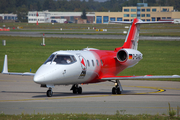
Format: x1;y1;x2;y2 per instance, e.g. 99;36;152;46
85;50;127;83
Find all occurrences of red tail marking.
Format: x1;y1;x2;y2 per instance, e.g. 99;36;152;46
122;18;138;49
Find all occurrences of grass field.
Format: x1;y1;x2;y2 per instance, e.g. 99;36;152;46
0;112;179;120
0;36;180;81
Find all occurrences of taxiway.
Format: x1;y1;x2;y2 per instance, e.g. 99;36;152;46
0;31;180;40
0;74;179;115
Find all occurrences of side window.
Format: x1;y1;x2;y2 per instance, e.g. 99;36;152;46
96;60;99;66
100;60;103;66
87;60;90;67
92;60;95;66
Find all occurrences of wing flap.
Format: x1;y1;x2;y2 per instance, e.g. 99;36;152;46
101;75;180;80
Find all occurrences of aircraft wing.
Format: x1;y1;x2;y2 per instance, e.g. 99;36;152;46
2;55;35;76
2;72;35;76
101;75;180;80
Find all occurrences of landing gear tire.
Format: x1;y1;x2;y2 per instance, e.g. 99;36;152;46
112;87;121;94
71;84;82;94
47;89;53;97
112;87;116;94
78;87;82;94
112;80;122;94
73;88;78;94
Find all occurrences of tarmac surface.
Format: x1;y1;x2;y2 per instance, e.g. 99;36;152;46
0;74;180;115
1;31;180;40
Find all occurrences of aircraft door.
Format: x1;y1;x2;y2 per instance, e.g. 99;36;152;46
77;54;87;79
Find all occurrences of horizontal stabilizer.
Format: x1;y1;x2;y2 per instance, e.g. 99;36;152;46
109;21;132;24
110;20;173;24
101;75;180;80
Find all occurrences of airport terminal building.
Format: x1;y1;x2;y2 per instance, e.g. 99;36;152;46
95;3;180;23
26;3;180;24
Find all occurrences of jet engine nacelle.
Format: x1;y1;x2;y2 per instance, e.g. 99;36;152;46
116;49;143;66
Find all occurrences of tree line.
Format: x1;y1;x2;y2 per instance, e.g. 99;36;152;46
0;0;179;22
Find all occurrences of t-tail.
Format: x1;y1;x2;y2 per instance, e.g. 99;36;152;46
110;18;173;51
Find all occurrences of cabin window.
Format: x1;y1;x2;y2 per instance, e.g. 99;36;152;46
100;60;103;66
92;60;95;66
96;60;99;66
87;60;90;67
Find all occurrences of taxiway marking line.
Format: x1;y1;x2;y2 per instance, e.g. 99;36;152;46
0;86;166;102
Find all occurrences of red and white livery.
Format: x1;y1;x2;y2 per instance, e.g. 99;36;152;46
2;18;180;97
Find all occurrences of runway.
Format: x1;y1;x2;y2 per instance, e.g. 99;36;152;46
0;74;180;115
0;31;180;40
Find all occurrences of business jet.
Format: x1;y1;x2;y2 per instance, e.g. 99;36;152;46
2;18;180;97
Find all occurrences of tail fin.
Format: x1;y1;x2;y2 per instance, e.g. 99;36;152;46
2;55;8;74
110;18;173;51
122;18;140;50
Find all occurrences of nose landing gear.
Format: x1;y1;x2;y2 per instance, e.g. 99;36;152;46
47;88;53;97
70;84;82;94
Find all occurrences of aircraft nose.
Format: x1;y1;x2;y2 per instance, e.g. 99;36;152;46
33;74;44;84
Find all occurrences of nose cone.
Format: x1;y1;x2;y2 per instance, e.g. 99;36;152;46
33;65;57;84
33;73;44;84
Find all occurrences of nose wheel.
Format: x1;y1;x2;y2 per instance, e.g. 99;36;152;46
47;88;53;97
112;80;123;94
70;84;82;94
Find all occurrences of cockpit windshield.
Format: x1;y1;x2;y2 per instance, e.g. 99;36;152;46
44;54;77;65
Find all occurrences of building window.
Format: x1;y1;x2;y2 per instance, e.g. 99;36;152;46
137;8;140;12
124;19;129;21
61;16;64;19
70;16;74;22
162;8;168;12
147;19;150;21
146;9;150;12
142;19;145;21
141;14;145;17
152;9;156;12
117;17;122;21
124;9;129;12
167;17;171;19
162;17;166;19
110;17;115;21
152;17;155;21
141;9;145;12
131;9;136;12
96;16;102;23
131;14;136;17
124;14;129;17
146;14;150;17
103;16;109;23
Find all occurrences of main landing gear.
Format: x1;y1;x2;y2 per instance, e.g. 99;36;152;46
112;80;123;94
47;87;53;97
70;84;82;94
